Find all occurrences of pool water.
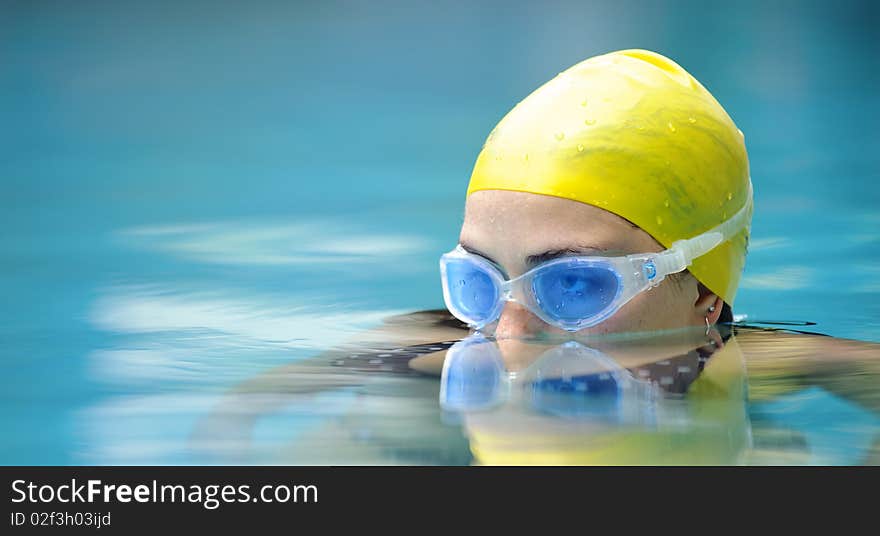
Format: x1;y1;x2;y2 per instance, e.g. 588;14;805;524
1;1;878;464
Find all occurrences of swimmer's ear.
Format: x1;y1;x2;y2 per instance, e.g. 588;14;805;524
695;283;724;325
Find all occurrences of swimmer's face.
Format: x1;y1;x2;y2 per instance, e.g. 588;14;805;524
459;190;724;339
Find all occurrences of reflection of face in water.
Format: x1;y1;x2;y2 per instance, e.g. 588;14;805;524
439;332;752;465
441;336;660;423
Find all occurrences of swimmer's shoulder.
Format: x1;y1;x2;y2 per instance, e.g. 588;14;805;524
290;310;468;377
733;325;880;365
351;309;469;350
734;325;880;411
380;309;470;330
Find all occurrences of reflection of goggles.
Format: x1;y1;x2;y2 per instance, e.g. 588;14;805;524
439;335;660;424
439;187;752;331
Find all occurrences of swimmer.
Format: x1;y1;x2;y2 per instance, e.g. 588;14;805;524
191;50;880;465
442;49;751;338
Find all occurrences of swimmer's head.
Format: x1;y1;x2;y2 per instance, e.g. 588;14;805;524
452;49;752;338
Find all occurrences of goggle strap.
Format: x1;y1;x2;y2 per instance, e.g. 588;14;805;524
657;181;753;276
670;231;724;267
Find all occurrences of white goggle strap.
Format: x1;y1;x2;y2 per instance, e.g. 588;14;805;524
652;181;753;279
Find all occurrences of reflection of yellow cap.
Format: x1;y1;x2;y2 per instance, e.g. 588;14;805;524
467;49;752;304
466;337;750;465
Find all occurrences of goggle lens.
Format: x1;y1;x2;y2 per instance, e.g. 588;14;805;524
443;258;500;325
531;262;620;323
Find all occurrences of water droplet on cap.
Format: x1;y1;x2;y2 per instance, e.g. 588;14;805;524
584;118;596;126
664;199;670;208
727;192;733;201
523;153;529;161
688;117;697;124
667;122;676;133
580;99;588;108
577;144;584;152
555;132;565;141
656;215;664;225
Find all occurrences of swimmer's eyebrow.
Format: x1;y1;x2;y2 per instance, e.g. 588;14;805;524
458;242;610;268
458;243;497;263
525;246;609;267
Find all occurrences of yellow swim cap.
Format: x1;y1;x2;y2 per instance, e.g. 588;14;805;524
467;49;752;305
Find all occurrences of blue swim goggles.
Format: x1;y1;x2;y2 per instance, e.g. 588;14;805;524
440;187;752;332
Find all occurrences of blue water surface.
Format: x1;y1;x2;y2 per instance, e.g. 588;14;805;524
1;0;878;464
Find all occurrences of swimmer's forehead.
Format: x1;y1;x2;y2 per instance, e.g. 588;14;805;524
459;190;664;269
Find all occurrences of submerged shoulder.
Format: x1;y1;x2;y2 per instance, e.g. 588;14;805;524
735;327;879;364
381;309;469;329
735;327;880;409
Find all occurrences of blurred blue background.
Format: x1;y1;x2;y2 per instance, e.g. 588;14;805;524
1;0;878;463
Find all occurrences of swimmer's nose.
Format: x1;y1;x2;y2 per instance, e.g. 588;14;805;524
493;301;548;339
